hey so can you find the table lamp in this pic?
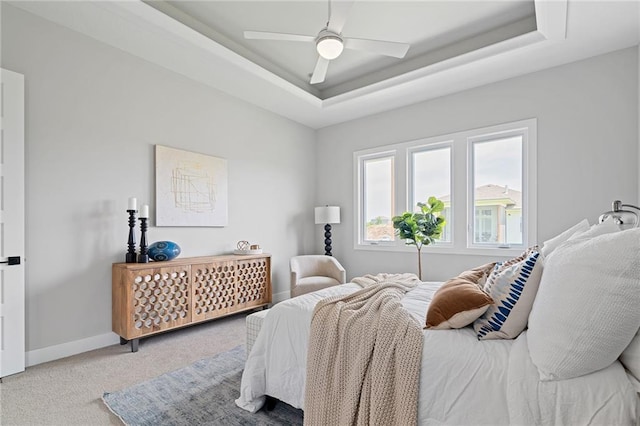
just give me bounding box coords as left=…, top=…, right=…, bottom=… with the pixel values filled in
left=315, top=206, right=340, bottom=256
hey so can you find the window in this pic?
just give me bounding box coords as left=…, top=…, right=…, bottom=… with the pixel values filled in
left=409, top=145, right=452, bottom=242
left=354, top=119, right=536, bottom=255
left=470, top=132, right=526, bottom=248
left=361, top=153, right=395, bottom=242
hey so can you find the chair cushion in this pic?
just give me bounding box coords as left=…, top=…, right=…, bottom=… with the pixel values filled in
left=293, top=276, right=341, bottom=297
left=290, top=255, right=346, bottom=286
left=297, top=276, right=340, bottom=287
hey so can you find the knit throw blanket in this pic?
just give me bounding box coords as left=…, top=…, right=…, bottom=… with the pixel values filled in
left=304, top=273, right=424, bottom=426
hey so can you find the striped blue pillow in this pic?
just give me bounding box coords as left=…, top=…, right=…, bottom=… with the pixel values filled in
left=473, top=247, right=543, bottom=340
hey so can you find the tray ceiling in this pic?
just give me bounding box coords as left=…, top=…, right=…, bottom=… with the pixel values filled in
left=151, top=1, right=537, bottom=98
left=8, top=1, right=640, bottom=129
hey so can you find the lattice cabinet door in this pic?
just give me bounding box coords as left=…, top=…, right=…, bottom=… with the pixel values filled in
left=113, top=254, right=271, bottom=351
left=191, top=261, right=237, bottom=322
left=122, top=265, right=192, bottom=339
left=235, top=257, right=271, bottom=310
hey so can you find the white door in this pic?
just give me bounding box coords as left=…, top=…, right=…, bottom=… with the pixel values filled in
left=0, top=69, right=25, bottom=378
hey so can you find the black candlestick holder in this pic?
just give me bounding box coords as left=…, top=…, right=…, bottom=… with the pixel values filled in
left=138, top=217, right=149, bottom=263
left=126, top=210, right=137, bottom=263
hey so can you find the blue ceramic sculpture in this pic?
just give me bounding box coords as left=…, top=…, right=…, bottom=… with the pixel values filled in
left=148, top=241, right=181, bottom=261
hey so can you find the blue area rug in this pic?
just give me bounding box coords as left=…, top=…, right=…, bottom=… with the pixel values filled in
left=102, top=345, right=303, bottom=425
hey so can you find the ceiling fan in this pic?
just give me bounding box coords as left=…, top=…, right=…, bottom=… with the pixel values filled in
left=244, top=0, right=410, bottom=85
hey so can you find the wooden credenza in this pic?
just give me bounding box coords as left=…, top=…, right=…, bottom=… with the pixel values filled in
left=112, top=254, right=271, bottom=351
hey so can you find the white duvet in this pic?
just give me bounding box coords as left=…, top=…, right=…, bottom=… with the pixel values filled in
left=236, top=282, right=639, bottom=425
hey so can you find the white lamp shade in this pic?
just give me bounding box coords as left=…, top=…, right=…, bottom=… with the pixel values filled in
left=315, top=206, right=340, bottom=224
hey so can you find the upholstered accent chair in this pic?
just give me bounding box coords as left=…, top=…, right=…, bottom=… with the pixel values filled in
left=290, top=255, right=346, bottom=298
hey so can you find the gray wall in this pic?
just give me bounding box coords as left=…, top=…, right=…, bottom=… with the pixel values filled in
left=317, top=47, right=639, bottom=282
left=2, top=5, right=317, bottom=352
left=3, top=3, right=639, bottom=357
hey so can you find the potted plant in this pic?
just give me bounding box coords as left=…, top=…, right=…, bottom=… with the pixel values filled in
left=392, top=196, right=446, bottom=280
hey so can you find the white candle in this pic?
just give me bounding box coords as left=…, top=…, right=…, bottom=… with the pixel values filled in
left=128, top=197, right=137, bottom=211
left=140, top=204, right=149, bottom=218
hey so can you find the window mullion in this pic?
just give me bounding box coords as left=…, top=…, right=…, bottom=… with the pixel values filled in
left=354, top=118, right=536, bottom=254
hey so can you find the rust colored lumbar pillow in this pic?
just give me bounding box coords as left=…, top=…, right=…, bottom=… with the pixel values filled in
left=425, top=263, right=496, bottom=330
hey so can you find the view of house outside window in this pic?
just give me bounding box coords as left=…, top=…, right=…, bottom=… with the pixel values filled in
left=471, top=136, right=523, bottom=245
left=354, top=118, right=535, bottom=254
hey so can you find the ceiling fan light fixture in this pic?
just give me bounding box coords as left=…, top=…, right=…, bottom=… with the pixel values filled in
left=316, top=31, right=343, bottom=60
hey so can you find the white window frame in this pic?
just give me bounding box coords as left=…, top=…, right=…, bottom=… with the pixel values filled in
left=467, top=123, right=536, bottom=251
left=356, top=150, right=397, bottom=248
left=354, top=118, right=537, bottom=256
left=407, top=142, right=454, bottom=246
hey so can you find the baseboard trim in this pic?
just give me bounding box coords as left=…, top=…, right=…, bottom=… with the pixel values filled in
left=26, top=332, right=120, bottom=367
left=27, top=293, right=291, bottom=367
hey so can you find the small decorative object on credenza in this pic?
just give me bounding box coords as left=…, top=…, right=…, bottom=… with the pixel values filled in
left=315, top=205, right=340, bottom=256
left=234, top=240, right=263, bottom=255
left=148, top=241, right=181, bottom=261
left=138, top=204, right=149, bottom=263
left=126, top=197, right=138, bottom=263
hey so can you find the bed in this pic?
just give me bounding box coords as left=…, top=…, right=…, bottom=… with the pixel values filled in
left=236, top=224, right=640, bottom=425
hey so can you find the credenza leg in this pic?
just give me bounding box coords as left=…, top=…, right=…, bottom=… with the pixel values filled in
left=119, top=337, right=139, bottom=352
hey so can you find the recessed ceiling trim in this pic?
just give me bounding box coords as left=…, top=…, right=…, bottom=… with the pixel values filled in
left=16, top=0, right=560, bottom=112
left=321, top=29, right=547, bottom=109
left=109, top=1, right=323, bottom=106
left=8, top=0, right=638, bottom=131
left=8, top=0, right=323, bottom=108
left=535, top=0, right=568, bottom=40
left=149, top=1, right=321, bottom=96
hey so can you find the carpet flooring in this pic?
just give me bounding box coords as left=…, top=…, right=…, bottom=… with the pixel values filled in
left=1, top=313, right=255, bottom=425
left=103, top=345, right=303, bottom=425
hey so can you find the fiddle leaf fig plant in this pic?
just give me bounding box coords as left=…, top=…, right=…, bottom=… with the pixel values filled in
left=392, top=196, right=446, bottom=280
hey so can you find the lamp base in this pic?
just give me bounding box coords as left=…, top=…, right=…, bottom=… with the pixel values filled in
left=324, top=223, right=333, bottom=256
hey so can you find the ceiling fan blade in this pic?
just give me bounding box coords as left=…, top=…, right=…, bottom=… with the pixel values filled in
left=326, top=0, right=355, bottom=34
left=310, top=57, right=330, bottom=84
left=344, top=38, right=410, bottom=58
left=244, top=31, right=315, bottom=43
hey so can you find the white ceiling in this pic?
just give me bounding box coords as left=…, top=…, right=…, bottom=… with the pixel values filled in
left=10, top=1, right=640, bottom=129
left=150, top=1, right=537, bottom=96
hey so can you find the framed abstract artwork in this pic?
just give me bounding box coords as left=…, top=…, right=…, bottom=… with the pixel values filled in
left=155, top=145, right=228, bottom=227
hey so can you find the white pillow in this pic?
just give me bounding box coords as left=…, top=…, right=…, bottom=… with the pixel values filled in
left=527, top=228, right=640, bottom=380
left=620, top=329, right=640, bottom=388
left=539, top=219, right=589, bottom=260
left=567, top=215, right=620, bottom=242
